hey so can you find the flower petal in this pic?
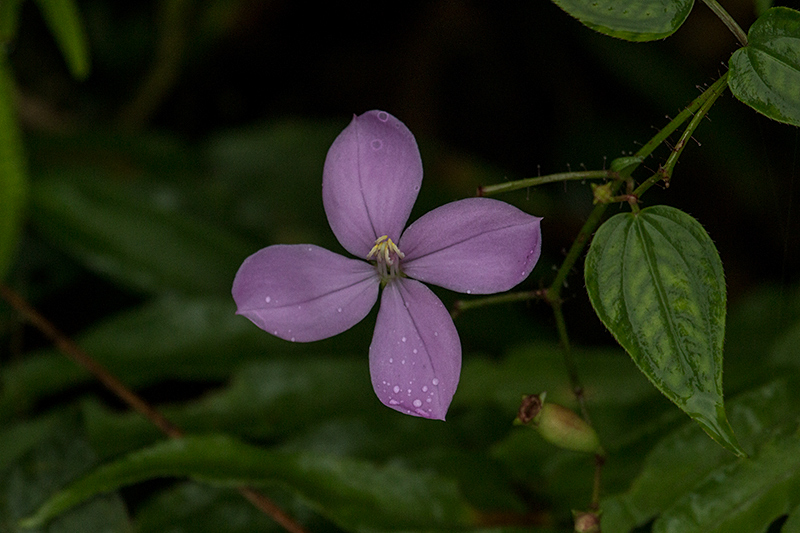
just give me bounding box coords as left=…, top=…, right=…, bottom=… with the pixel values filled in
left=323, top=110, right=423, bottom=258
left=400, top=198, right=542, bottom=294
left=369, top=278, right=461, bottom=420
left=232, top=245, right=379, bottom=342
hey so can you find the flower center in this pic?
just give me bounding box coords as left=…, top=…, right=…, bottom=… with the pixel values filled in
left=367, top=235, right=405, bottom=281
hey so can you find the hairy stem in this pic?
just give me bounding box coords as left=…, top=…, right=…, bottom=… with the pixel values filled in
left=478, top=170, right=616, bottom=197
left=0, top=283, right=309, bottom=533
left=451, top=289, right=545, bottom=319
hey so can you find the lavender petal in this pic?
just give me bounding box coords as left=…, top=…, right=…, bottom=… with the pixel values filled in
left=323, top=110, right=423, bottom=258
left=232, top=244, right=379, bottom=342
left=400, top=198, right=542, bottom=294
left=369, top=278, right=461, bottom=420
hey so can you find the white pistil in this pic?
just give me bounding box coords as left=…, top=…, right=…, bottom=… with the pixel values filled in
left=367, top=235, right=405, bottom=281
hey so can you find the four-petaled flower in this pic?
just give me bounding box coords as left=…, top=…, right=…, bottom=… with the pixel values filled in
left=232, top=110, right=542, bottom=420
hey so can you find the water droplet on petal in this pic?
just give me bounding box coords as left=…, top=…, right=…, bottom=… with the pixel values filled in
left=432, top=378, right=440, bottom=386
left=434, top=331, right=438, bottom=337
left=413, top=184, right=420, bottom=192
left=389, top=399, right=400, bottom=405
left=413, top=348, right=418, bottom=354
left=401, top=336, right=407, bottom=342
left=290, top=337, right=296, bottom=342
left=265, top=296, right=271, bottom=303
left=413, top=399, right=422, bottom=408
left=377, top=111, right=389, bottom=122
left=337, top=307, right=342, bottom=313
left=371, top=139, right=383, bottom=150
left=389, top=358, right=393, bottom=363
left=393, top=385, right=400, bottom=393
left=466, top=290, right=471, bottom=295
left=422, top=386, right=428, bottom=392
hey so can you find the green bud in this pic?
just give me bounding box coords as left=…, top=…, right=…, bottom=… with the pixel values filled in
left=516, top=392, right=603, bottom=455
left=591, top=183, right=614, bottom=204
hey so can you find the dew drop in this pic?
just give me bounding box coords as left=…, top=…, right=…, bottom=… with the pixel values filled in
left=413, top=399, right=422, bottom=408
left=422, top=386, right=428, bottom=392
left=265, top=296, right=271, bottom=303
left=466, top=290, right=471, bottom=295
left=377, top=111, right=389, bottom=122
left=413, top=184, right=420, bottom=192
left=413, top=348, right=418, bottom=354
left=389, top=358, right=393, bottom=363
left=393, top=385, right=400, bottom=393
left=434, top=331, right=438, bottom=337
left=401, top=336, right=407, bottom=342
left=401, top=359, right=406, bottom=365
left=432, top=378, right=440, bottom=386
left=389, top=399, right=400, bottom=405
left=426, top=397, right=432, bottom=403
left=290, top=337, right=296, bottom=342
left=337, top=307, right=342, bottom=313
left=273, top=330, right=278, bottom=335
left=371, top=139, right=383, bottom=150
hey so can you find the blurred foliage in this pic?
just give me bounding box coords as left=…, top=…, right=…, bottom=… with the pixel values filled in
left=1, top=1, right=800, bottom=532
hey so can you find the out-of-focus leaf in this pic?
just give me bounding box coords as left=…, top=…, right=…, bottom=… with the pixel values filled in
left=785, top=503, right=800, bottom=533
left=601, top=378, right=800, bottom=532
left=729, top=7, right=800, bottom=127
left=550, top=0, right=694, bottom=41
left=585, top=205, right=743, bottom=456
left=0, top=296, right=292, bottom=420
left=0, top=53, right=27, bottom=281
left=652, top=425, right=800, bottom=533
left=30, top=173, right=255, bottom=296
left=0, top=410, right=129, bottom=533
left=23, top=434, right=473, bottom=532
left=133, top=482, right=294, bottom=533
left=0, top=0, right=24, bottom=42
left=32, top=0, right=91, bottom=79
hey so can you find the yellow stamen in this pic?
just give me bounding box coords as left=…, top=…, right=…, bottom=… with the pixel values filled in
left=366, top=235, right=404, bottom=265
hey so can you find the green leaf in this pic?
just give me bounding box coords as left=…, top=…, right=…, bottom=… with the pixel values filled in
left=550, top=0, right=694, bottom=41
left=653, top=425, right=800, bottom=533
left=584, top=205, right=744, bottom=456
left=601, top=377, right=800, bottom=531
left=785, top=502, right=800, bottom=533
left=0, top=296, right=290, bottom=420
left=0, top=53, right=27, bottom=281
left=0, top=410, right=129, bottom=533
left=0, top=0, right=24, bottom=43
left=729, top=7, right=800, bottom=127
left=29, top=174, right=255, bottom=296
left=32, top=0, right=91, bottom=79
left=23, top=434, right=473, bottom=532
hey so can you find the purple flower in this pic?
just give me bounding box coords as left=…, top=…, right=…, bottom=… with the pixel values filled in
left=232, top=110, right=542, bottom=420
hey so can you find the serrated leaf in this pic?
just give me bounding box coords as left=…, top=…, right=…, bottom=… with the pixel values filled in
left=729, top=7, right=800, bottom=127
left=0, top=53, right=27, bottom=281
left=585, top=205, right=744, bottom=456
left=550, top=0, right=694, bottom=41
left=653, top=425, right=800, bottom=533
left=23, top=434, right=473, bottom=532
left=32, top=0, right=90, bottom=79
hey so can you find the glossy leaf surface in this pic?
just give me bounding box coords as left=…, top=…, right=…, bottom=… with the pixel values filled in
left=585, top=205, right=743, bottom=455
left=729, top=7, right=800, bottom=126
left=550, top=0, right=694, bottom=41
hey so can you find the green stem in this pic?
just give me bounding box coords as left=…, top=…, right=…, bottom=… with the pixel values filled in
left=701, top=0, right=748, bottom=46
left=478, top=170, right=615, bottom=197
left=632, top=72, right=728, bottom=198
left=451, top=289, right=544, bottom=319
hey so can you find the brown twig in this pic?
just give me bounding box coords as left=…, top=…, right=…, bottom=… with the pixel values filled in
left=0, top=283, right=309, bottom=533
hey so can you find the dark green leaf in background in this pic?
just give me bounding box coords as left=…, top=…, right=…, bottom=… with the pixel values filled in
left=549, top=0, right=694, bottom=41
left=729, top=7, right=800, bottom=127
left=29, top=174, right=255, bottom=296
left=32, top=0, right=91, bottom=79
left=0, top=53, right=27, bottom=281
left=23, top=434, right=473, bottom=532
left=584, top=205, right=744, bottom=456
left=0, top=0, right=24, bottom=43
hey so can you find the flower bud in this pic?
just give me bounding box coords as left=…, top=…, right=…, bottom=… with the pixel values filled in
left=515, top=393, right=603, bottom=455
left=573, top=510, right=601, bottom=532
left=591, top=183, right=614, bottom=204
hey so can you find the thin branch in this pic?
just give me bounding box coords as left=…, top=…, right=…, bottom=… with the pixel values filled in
left=701, top=0, right=748, bottom=46
left=0, top=283, right=309, bottom=533
left=478, top=170, right=615, bottom=197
